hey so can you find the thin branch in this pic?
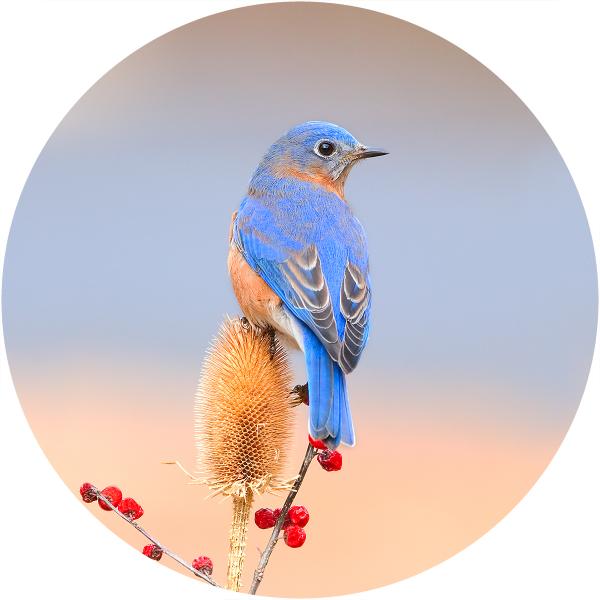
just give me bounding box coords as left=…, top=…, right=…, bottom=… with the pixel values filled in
left=249, top=443, right=318, bottom=595
left=91, top=486, right=219, bottom=587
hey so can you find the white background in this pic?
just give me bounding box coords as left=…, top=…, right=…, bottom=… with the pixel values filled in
left=0, top=1, right=598, bottom=599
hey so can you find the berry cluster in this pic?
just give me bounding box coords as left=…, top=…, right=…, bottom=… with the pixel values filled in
left=79, top=482, right=213, bottom=575
left=308, top=435, right=343, bottom=471
left=251, top=434, right=344, bottom=549
left=79, top=483, right=144, bottom=519
left=254, top=505, right=310, bottom=548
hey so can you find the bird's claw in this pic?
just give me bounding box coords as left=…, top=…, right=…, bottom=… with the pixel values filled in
left=290, top=383, right=309, bottom=407
left=265, top=326, right=277, bottom=359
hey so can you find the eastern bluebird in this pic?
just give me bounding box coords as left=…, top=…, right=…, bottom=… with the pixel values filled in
left=228, top=121, right=387, bottom=448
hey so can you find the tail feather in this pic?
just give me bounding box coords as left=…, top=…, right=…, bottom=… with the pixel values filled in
left=326, top=365, right=342, bottom=445
left=306, top=334, right=333, bottom=438
left=305, top=330, right=355, bottom=448
left=339, top=373, right=355, bottom=447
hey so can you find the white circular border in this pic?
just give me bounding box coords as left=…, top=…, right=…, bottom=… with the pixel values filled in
left=1, top=2, right=598, bottom=599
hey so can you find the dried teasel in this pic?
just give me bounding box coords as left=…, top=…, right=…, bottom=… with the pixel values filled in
left=194, top=317, right=296, bottom=591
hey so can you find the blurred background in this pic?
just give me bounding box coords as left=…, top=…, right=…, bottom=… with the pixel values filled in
left=2, top=3, right=597, bottom=597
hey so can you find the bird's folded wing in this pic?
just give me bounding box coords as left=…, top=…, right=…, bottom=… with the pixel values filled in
left=234, top=219, right=371, bottom=373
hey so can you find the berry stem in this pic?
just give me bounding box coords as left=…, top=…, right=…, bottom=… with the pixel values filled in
left=249, top=443, right=318, bottom=595
left=90, top=486, right=219, bottom=587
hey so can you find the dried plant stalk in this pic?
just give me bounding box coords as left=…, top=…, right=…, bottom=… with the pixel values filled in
left=194, top=318, right=295, bottom=591
left=227, top=491, right=253, bottom=591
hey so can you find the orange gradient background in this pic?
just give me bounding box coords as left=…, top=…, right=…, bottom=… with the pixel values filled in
left=16, top=357, right=574, bottom=596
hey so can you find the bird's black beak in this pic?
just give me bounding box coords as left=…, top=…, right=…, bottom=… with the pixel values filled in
left=356, top=147, right=389, bottom=159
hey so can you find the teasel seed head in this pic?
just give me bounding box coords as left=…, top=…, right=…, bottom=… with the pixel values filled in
left=194, top=317, right=296, bottom=498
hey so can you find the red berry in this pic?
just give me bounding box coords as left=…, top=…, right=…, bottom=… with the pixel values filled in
left=273, top=508, right=291, bottom=528
left=142, top=544, right=163, bottom=561
left=317, top=449, right=342, bottom=472
left=118, top=497, right=144, bottom=520
left=308, top=434, right=328, bottom=450
left=254, top=508, right=276, bottom=529
left=79, top=482, right=97, bottom=503
left=98, top=486, right=123, bottom=511
left=192, top=556, right=213, bottom=575
left=288, top=505, right=309, bottom=527
left=283, top=525, right=306, bottom=548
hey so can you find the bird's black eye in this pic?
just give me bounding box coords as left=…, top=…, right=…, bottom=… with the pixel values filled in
left=316, top=140, right=336, bottom=157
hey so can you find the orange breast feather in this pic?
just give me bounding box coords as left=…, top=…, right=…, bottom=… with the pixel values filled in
left=227, top=238, right=281, bottom=327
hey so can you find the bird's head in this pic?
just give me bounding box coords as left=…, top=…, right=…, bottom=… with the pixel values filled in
left=249, top=121, right=387, bottom=199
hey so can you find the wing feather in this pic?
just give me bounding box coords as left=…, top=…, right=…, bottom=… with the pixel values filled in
left=339, top=261, right=371, bottom=373
left=280, top=245, right=339, bottom=347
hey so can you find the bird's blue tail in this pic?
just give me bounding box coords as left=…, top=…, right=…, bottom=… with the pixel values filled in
left=304, top=330, right=355, bottom=449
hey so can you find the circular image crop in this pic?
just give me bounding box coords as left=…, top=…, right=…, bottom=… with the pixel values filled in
left=2, top=2, right=597, bottom=597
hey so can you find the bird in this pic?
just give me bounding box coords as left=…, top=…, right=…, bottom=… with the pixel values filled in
left=227, top=121, right=387, bottom=449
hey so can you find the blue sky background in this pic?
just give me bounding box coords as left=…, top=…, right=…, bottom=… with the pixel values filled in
left=3, top=2, right=597, bottom=436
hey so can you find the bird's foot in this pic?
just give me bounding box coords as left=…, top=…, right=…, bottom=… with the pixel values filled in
left=265, top=325, right=277, bottom=359
left=290, top=383, right=309, bottom=407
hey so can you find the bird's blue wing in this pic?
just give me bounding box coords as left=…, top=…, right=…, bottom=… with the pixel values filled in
left=233, top=196, right=371, bottom=372
left=236, top=227, right=342, bottom=360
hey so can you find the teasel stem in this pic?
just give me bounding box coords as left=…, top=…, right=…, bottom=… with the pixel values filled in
left=249, top=443, right=318, bottom=595
left=227, top=490, right=253, bottom=591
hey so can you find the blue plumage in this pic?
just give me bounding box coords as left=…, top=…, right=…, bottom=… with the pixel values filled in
left=229, top=122, right=386, bottom=448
